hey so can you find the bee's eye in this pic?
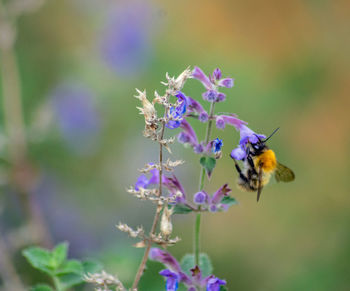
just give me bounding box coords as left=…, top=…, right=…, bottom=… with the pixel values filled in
left=253, top=144, right=259, bottom=149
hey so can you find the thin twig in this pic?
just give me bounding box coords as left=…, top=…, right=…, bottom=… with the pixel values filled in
left=131, top=111, right=167, bottom=290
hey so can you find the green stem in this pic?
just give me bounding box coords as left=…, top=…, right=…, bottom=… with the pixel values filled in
left=194, top=102, right=216, bottom=266
left=53, top=276, right=62, bottom=291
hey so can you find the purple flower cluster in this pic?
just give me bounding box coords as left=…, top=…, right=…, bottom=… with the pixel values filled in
left=192, top=67, right=234, bottom=102
left=150, top=248, right=226, bottom=291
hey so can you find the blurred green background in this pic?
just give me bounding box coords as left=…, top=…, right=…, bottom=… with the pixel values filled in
left=1, top=0, right=350, bottom=290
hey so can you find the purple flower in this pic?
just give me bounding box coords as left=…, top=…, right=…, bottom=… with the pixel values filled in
left=178, top=119, right=199, bottom=148
left=135, top=174, right=149, bottom=190
left=206, top=276, right=227, bottom=291
left=202, top=90, right=218, bottom=102
left=215, top=115, right=247, bottom=131
left=216, top=116, right=225, bottom=130
left=192, top=66, right=234, bottom=103
left=238, top=125, right=266, bottom=147
left=230, top=146, right=246, bottom=160
left=218, top=78, right=234, bottom=88
left=51, top=84, right=101, bottom=155
left=149, top=248, right=182, bottom=273
left=166, top=92, right=187, bottom=129
left=194, top=191, right=209, bottom=205
left=159, top=270, right=179, bottom=291
left=184, top=94, right=209, bottom=123
left=210, top=184, right=231, bottom=205
left=192, top=66, right=214, bottom=90
left=212, top=138, right=223, bottom=154
left=212, top=68, right=222, bottom=80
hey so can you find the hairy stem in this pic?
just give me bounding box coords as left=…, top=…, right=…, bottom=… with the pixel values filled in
left=194, top=102, right=215, bottom=266
left=132, top=114, right=167, bottom=290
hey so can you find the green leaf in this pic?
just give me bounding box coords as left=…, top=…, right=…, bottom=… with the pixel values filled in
left=22, top=247, right=55, bottom=275
left=55, top=272, right=84, bottom=290
left=55, top=260, right=83, bottom=275
left=171, top=204, right=193, bottom=214
left=220, top=286, right=228, bottom=291
left=200, top=156, right=216, bottom=178
left=82, top=259, right=103, bottom=274
left=51, top=242, right=68, bottom=269
left=30, top=284, right=54, bottom=291
left=220, top=196, right=238, bottom=206
left=180, top=253, right=213, bottom=277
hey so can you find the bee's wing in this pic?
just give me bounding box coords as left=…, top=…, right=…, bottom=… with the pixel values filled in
left=257, top=165, right=263, bottom=202
left=275, top=162, right=295, bottom=182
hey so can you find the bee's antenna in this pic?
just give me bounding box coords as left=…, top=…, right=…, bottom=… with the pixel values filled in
left=263, top=127, right=280, bottom=142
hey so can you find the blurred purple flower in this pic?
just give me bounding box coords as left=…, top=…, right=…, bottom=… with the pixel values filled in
left=100, top=0, right=157, bottom=76
left=192, top=66, right=234, bottom=102
left=50, top=84, right=101, bottom=155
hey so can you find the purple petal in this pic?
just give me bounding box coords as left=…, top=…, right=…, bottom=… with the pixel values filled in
left=193, top=191, right=208, bottom=205
left=209, top=204, right=218, bottom=212
left=167, top=175, right=187, bottom=202
left=216, top=92, right=226, bottom=102
left=178, top=132, right=191, bottom=144
left=135, top=174, right=149, bottom=190
left=149, top=248, right=182, bottom=273
left=192, top=66, right=213, bottom=90
left=218, top=78, right=234, bottom=88
left=202, top=90, right=218, bottom=102
left=222, top=115, right=247, bottom=131
left=215, top=116, right=225, bottom=130
left=160, top=270, right=179, bottom=291
left=230, top=146, right=246, bottom=160
left=211, top=184, right=231, bottom=205
left=212, top=68, right=222, bottom=80
left=180, top=119, right=198, bottom=146
left=199, top=112, right=209, bottom=123
left=194, top=143, right=204, bottom=154
left=212, top=138, right=223, bottom=153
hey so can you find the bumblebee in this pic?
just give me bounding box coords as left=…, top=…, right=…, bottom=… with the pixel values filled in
left=231, top=128, right=295, bottom=202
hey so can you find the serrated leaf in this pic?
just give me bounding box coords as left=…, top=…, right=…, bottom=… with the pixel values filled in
left=56, top=260, right=83, bottom=275
left=180, top=253, right=213, bottom=277
left=171, top=204, right=193, bottom=214
left=200, top=156, right=216, bottom=179
left=51, top=242, right=68, bottom=269
left=22, top=247, right=55, bottom=275
left=220, top=196, right=238, bottom=206
left=82, top=259, right=103, bottom=274
left=30, top=284, right=54, bottom=291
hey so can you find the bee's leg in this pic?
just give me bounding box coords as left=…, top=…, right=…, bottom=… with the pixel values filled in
left=232, top=158, right=249, bottom=183
left=246, top=155, right=258, bottom=175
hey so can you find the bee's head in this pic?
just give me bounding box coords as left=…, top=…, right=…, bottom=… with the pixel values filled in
left=249, top=127, right=280, bottom=155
